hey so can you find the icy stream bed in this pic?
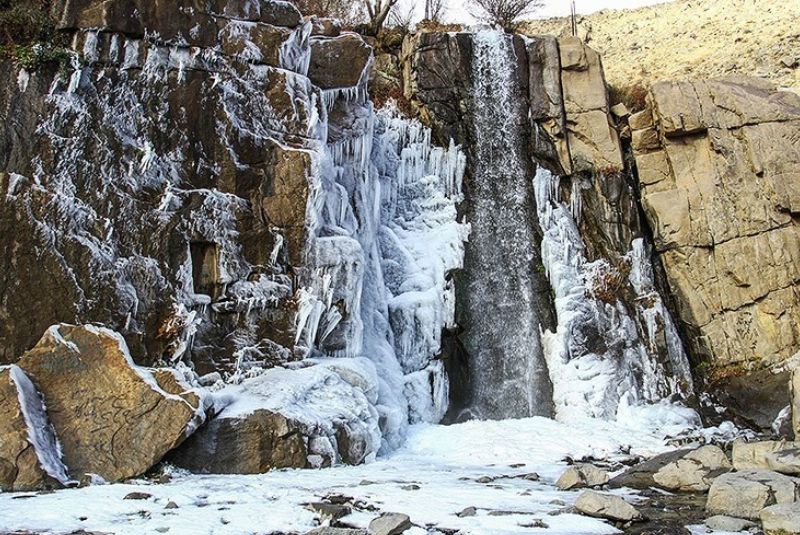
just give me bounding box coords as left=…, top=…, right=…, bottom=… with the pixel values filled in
left=0, top=406, right=717, bottom=535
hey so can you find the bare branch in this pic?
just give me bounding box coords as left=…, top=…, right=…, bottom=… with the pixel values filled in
left=467, top=0, right=543, bottom=30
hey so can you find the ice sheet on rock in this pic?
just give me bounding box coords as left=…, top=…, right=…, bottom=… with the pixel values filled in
left=533, top=167, right=692, bottom=421
left=279, top=21, right=312, bottom=76
left=8, top=365, right=73, bottom=486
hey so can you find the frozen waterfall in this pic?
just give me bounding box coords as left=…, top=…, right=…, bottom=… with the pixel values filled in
left=295, top=86, right=469, bottom=451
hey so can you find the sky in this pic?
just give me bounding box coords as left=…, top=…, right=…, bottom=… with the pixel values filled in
left=397, top=0, right=675, bottom=23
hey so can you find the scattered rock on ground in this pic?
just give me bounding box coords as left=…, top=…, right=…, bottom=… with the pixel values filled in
left=705, top=515, right=757, bottom=532
left=610, top=446, right=730, bottom=491
left=706, top=470, right=800, bottom=520
left=574, top=491, right=643, bottom=522
left=732, top=440, right=800, bottom=471
left=556, top=464, right=609, bottom=490
left=760, top=501, right=800, bottom=535
left=456, top=506, right=477, bottom=517
left=369, top=512, right=412, bottom=535
left=305, top=502, right=352, bottom=520
left=651, top=445, right=731, bottom=492
left=123, top=492, right=152, bottom=500
left=766, top=448, right=800, bottom=476
left=306, top=528, right=367, bottom=535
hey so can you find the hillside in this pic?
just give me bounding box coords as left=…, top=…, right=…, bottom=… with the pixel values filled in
left=521, top=0, right=800, bottom=89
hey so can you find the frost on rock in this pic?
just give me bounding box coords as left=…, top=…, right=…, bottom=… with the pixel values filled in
left=533, top=167, right=694, bottom=421
left=7, top=366, right=72, bottom=486
left=215, top=362, right=382, bottom=465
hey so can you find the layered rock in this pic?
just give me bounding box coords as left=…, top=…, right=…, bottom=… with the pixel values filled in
left=631, top=78, right=800, bottom=369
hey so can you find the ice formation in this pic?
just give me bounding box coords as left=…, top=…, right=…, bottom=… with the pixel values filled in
left=533, top=166, right=693, bottom=421
left=7, top=365, right=73, bottom=486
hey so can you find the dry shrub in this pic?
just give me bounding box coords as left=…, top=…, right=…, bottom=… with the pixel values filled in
left=607, top=82, right=649, bottom=113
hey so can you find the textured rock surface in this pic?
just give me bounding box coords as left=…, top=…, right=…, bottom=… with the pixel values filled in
left=704, top=515, right=756, bottom=532
left=732, top=440, right=800, bottom=471
left=0, top=366, right=68, bottom=491
left=17, top=324, right=209, bottom=482
left=369, top=512, right=412, bottom=535
left=766, top=448, right=800, bottom=476
left=556, top=464, right=609, bottom=490
left=760, top=502, right=800, bottom=535
left=574, top=491, right=643, bottom=522
left=632, top=77, right=800, bottom=368
left=706, top=470, right=800, bottom=520
left=308, top=33, right=373, bottom=89
left=610, top=446, right=730, bottom=491
left=650, top=445, right=731, bottom=492
left=169, top=409, right=307, bottom=473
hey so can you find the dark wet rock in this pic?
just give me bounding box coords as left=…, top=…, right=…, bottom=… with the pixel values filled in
left=308, top=34, right=373, bottom=89
left=123, top=492, right=153, bottom=500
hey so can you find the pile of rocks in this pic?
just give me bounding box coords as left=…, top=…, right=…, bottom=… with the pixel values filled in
left=566, top=439, right=800, bottom=534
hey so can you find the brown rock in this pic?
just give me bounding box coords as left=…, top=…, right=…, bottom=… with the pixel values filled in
left=219, top=21, right=290, bottom=66
left=633, top=77, right=800, bottom=368
left=259, top=0, right=302, bottom=27
left=308, top=34, right=373, bottom=89
left=0, top=366, right=71, bottom=491
left=169, top=409, right=307, bottom=473
left=17, top=325, right=210, bottom=483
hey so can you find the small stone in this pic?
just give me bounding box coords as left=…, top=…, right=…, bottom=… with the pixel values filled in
left=368, top=512, right=412, bottom=535
left=611, top=102, right=631, bottom=119
left=400, top=484, right=420, bottom=491
left=456, top=506, right=477, bottom=517
left=704, top=515, right=756, bottom=532
left=305, top=502, right=352, bottom=520
left=556, top=464, right=609, bottom=490
left=522, top=473, right=540, bottom=481
left=359, top=480, right=376, bottom=486
left=476, top=476, right=494, bottom=484
left=306, top=528, right=367, bottom=535
left=165, top=501, right=179, bottom=509
left=124, top=492, right=153, bottom=500
left=780, top=55, right=798, bottom=68
left=574, top=491, right=643, bottom=522
left=549, top=499, right=566, bottom=506
left=519, top=519, right=549, bottom=529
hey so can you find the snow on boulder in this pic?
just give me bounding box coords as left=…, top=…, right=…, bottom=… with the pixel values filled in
left=16, top=324, right=212, bottom=483
left=0, top=366, right=72, bottom=491
left=171, top=360, right=381, bottom=473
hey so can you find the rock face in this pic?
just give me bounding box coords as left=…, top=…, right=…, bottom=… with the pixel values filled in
left=610, top=446, right=730, bottom=491
left=632, top=78, right=800, bottom=369
left=574, top=491, right=643, bottom=522
left=760, top=502, right=800, bottom=535
left=794, top=367, right=800, bottom=438
left=17, top=324, right=210, bottom=483
left=706, top=470, right=800, bottom=520
left=404, top=30, right=692, bottom=421
left=0, top=366, right=71, bottom=491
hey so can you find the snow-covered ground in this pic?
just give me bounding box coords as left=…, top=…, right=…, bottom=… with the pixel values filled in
left=0, top=406, right=708, bottom=535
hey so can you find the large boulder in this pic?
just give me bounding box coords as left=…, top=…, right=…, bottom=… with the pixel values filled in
left=732, top=440, right=800, bottom=471
left=17, top=325, right=211, bottom=483
left=171, top=360, right=381, bottom=473
left=0, top=366, right=71, bottom=491
left=610, top=446, right=731, bottom=492
left=168, top=409, right=307, bottom=473
left=766, top=448, right=800, bottom=476
left=760, top=502, right=800, bottom=535
left=706, top=470, right=800, bottom=520
left=308, top=34, right=372, bottom=89
left=574, top=491, right=643, bottom=522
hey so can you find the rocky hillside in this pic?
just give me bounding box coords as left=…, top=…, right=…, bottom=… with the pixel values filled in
left=521, top=0, right=800, bottom=90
